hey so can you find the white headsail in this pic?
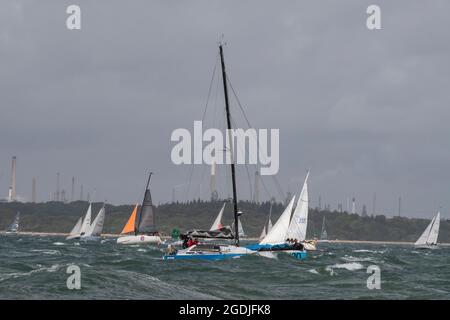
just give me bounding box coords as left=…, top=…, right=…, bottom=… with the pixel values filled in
left=259, top=225, right=267, bottom=241
left=79, top=204, right=92, bottom=236
left=68, top=216, right=83, bottom=237
left=260, top=196, right=296, bottom=245
left=286, top=171, right=309, bottom=241
left=238, top=217, right=246, bottom=237
left=210, top=202, right=226, bottom=231
left=85, top=206, right=106, bottom=237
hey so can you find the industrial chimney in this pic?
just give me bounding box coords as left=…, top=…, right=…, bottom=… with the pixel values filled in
left=9, top=156, right=17, bottom=202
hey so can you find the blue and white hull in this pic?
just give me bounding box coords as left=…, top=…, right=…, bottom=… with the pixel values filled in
left=245, top=243, right=308, bottom=260
left=163, top=244, right=255, bottom=261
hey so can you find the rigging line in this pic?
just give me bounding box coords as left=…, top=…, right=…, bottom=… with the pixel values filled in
left=226, top=75, right=252, bottom=129
left=186, top=52, right=219, bottom=202
left=230, top=116, right=254, bottom=201
left=272, top=175, right=286, bottom=201
left=202, top=52, right=220, bottom=122
left=259, top=174, right=273, bottom=200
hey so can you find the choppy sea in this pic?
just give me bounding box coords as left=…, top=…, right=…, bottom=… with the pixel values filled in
left=1, top=234, right=449, bottom=299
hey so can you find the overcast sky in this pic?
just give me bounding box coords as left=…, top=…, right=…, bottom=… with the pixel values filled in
left=1, top=1, right=449, bottom=218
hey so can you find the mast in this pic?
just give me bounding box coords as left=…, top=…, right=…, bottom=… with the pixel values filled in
left=136, top=172, right=153, bottom=235
left=219, top=44, right=239, bottom=246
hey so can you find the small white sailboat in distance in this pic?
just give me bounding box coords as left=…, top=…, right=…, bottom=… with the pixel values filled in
left=414, top=211, right=440, bottom=250
left=66, top=203, right=106, bottom=241
left=117, top=173, right=162, bottom=245
left=6, top=212, right=20, bottom=234
left=210, top=202, right=226, bottom=231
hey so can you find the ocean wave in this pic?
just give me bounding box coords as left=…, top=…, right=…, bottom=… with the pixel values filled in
left=31, top=249, right=61, bottom=255
left=326, top=262, right=364, bottom=274
left=53, top=242, right=66, bottom=246
left=0, top=264, right=61, bottom=282
left=342, top=255, right=377, bottom=263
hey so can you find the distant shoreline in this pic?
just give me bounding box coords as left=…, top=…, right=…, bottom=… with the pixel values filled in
left=2, top=231, right=449, bottom=246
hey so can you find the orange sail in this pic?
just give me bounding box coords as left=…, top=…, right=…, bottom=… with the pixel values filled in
left=120, top=204, right=138, bottom=234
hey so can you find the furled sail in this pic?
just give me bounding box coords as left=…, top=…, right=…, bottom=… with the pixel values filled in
left=136, top=189, right=156, bottom=234
left=260, top=196, right=296, bottom=245
left=121, top=204, right=138, bottom=234
left=286, top=172, right=309, bottom=241
left=210, top=203, right=226, bottom=231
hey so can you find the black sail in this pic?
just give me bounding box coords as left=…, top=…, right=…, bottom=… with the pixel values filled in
left=136, top=189, right=156, bottom=234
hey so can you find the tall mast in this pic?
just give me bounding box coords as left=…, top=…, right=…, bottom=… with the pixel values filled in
left=136, top=172, right=153, bottom=235
left=219, top=44, right=239, bottom=246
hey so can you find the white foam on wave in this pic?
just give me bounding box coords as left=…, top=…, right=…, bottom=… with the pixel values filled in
left=353, top=249, right=386, bottom=254
left=53, top=242, right=66, bottom=246
left=31, top=249, right=60, bottom=255
left=342, top=255, right=375, bottom=263
left=0, top=264, right=61, bottom=282
left=308, top=269, right=319, bottom=275
left=137, top=248, right=147, bottom=252
left=326, top=262, right=364, bottom=274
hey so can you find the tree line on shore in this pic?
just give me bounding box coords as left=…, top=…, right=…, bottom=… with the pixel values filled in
left=0, top=200, right=448, bottom=242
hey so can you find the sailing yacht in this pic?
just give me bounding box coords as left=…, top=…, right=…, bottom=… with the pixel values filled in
left=319, top=216, right=329, bottom=242
left=246, top=172, right=310, bottom=259
left=66, top=203, right=106, bottom=241
left=210, top=202, right=226, bottom=231
left=6, top=212, right=20, bottom=234
left=414, top=211, right=440, bottom=249
left=163, top=44, right=256, bottom=260
left=117, top=173, right=162, bottom=245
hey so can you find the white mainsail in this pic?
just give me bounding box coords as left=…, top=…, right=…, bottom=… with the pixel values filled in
left=260, top=196, right=296, bottom=245
left=267, top=218, right=273, bottom=232
left=84, top=206, right=106, bottom=237
left=238, top=217, right=246, bottom=237
left=79, top=204, right=92, bottom=236
left=68, top=216, right=83, bottom=237
left=285, top=172, right=309, bottom=241
left=210, top=203, right=226, bottom=231
left=259, top=225, right=267, bottom=241
left=415, top=212, right=440, bottom=246
left=427, top=212, right=440, bottom=245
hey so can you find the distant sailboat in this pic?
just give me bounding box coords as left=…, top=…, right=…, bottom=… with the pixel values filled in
left=414, top=212, right=440, bottom=249
left=6, top=212, right=20, bottom=233
left=117, top=173, right=162, bottom=245
left=210, top=203, right=226, bottom=231
left=320, top=216, right=328, bottom=241
left=66, top=203, right=106, bottom=241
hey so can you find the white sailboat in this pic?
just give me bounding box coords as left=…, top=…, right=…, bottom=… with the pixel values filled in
left=81, top=205, right=106, bottom=240
left=285, top=172, right=316, bottom=251
left=6, top=212, right=20, bottom=234
left=414, top=212, right=440, bottom=249
left=210, top=203, right=226, bottom=231
left=259, top=203, right=273, bottom=241
left=319, top=216, right=329, bottom=242
left=117, top=173, right=162, bottom=245
left=259, top=196, right=296, bottom=245
left=66, top=204, right=92, bottom=240
left=66, top=203, right=106, bottom=241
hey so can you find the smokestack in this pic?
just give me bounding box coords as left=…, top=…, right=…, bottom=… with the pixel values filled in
left=56, top=172, right=60, bottom=202
left=210, top=161, right=218, bottom=201
left=10, top=156, right=17, bottom=201
left=351, top=197, right=356, bottom=214
left=80, top=184, right=83, bottom=201
left=398, top=196, right=402, bottom=217
left=71, top=176, right=75, bottom=202
left=32, top=177, right=36, bottom=203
